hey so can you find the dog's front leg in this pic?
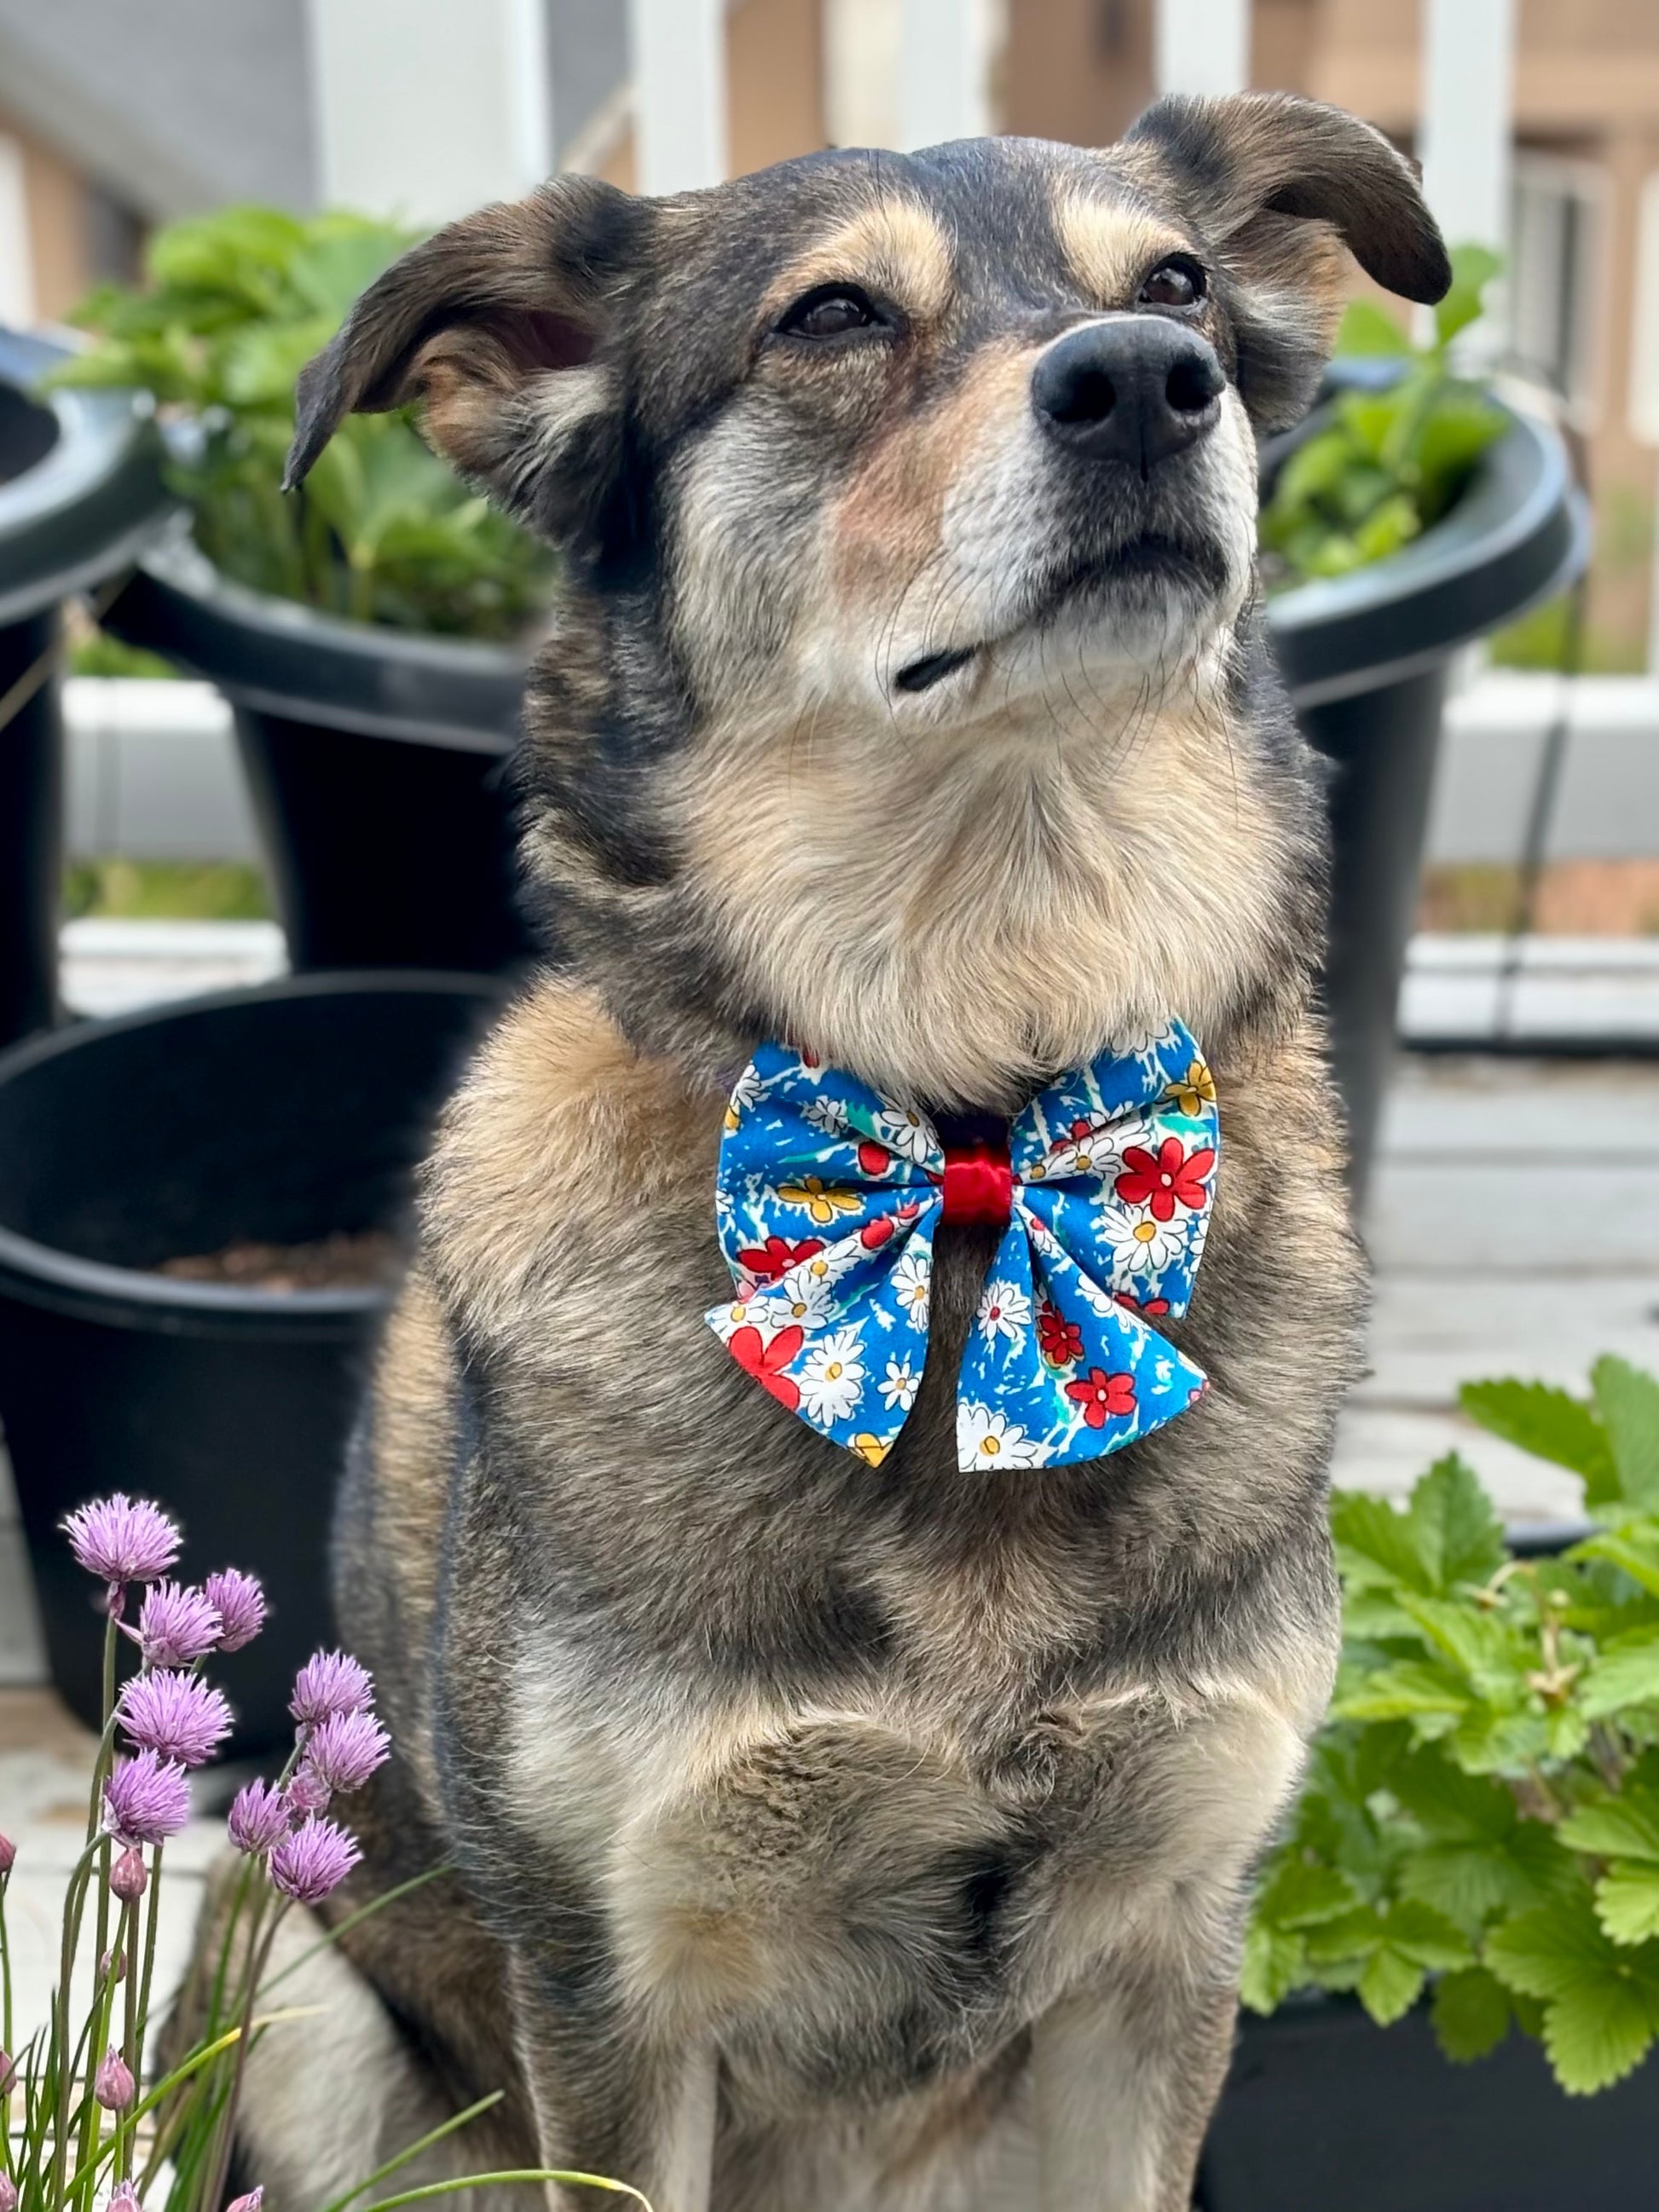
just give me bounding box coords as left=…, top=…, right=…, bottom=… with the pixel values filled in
left=509, top=1958, right=718, bottom=2212
left=1031, top=1943, right=1237, bottom=2212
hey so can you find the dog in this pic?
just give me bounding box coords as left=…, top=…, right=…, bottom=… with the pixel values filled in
left=224, top=91, right=1447, bottom=2212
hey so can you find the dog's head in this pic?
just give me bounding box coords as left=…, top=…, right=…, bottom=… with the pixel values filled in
left=288, top=95, right=1447, bottom=1100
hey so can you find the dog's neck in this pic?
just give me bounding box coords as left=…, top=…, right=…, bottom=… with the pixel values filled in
left=523, top=606, right=1326, bottom=1112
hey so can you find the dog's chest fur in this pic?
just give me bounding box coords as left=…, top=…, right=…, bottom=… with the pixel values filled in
left=361, top=973, right=1359, bottom=2113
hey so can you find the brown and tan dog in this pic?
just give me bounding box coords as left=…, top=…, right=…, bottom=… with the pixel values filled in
left=228, top=92, right=1445, bottom=2212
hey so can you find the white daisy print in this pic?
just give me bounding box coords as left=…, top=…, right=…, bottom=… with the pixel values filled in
left=797, top=1328, right=865, bottom=1424
left=1101, top=1206, right=1188, bottom=1279
left=879, top=1355, right=921, bottom=1412
left=803, top=1094, right=850, bottom=1139
left=748, top=1275, right=837, bottom=1334
left=891, top=1247, right=931, bottom=1331
left=975, top=1279, right=1032, bottom=1349
left=724, top=1062, right=763, bottom=1129
left=872, top=1103, right=935, bottom=1165
left=957, top=1401, right=1049, bottom=1471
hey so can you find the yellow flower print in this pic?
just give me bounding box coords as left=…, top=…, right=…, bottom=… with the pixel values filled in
left=852, top=1434, right=890, bottom=1466
left=777, top=1175, right=864, bottom=1225
left=1167, top=1060, right=1217, bottom=1118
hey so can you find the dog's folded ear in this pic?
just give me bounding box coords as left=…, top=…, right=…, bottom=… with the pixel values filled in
left=1123, top=93, right=1452, bottom=430
left=284, top=176, right=651, bottom=553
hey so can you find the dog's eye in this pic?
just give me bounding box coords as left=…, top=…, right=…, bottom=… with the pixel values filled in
left=777, top=286, right=882, bottom=341
left=1138, top=258, right=1205, bottom=309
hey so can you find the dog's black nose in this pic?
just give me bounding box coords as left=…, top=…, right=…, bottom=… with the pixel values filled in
left=1031, top=318, right=1224, bottom=472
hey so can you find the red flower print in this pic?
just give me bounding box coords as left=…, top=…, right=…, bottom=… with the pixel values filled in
left=857, top=1139, right=895, bottom=1177
left=736, top=1235, right=824, bottom=1282
left=1069, top=1118, right=1093, bottom=1141
left=1064, top=1367, right=1136, bottom=1428
left=860, top=1214, right=896, bottom=1250
left=1037, top=1302, right=1084, bottom=1367
left=728, top=1324, right=804, bottom=1409
left=1113, top=1137, right=1215, bottom=1222
left=1113, top=1291, right=1171, bottom=1320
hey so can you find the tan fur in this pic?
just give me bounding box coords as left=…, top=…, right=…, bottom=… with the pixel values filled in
left=761, top=197, right=956, bottom=331
left=1049, top=188, right=1186, bottom=308
left=827, top=338, right=1035, bottom=615
left=678, top=679, right=1291, bottom=1110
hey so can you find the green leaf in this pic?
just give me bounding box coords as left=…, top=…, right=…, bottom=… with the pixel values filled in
left=1458, top=1379, right=1615, bottom=1498
left=1239, top=1919, right=1309, bottom=2013
left=1431, top=1967, right=1512, bottom=2062
left=1333, top=298, right=1413, bottom=357
left=1359, top=1946, right=1425, bottom=2026
left=1544, top=1981, right=1657, bottom=2094
left=1254, top=1855, right=1363, bottom=1931
left=1577, top=1636, right=1659, bottom=1721
left=1484, top=1895, right=1609, bottom=2004
left=1330, top=1487, right=1434, bottom=1593
left=1435, top=242, right=1504, bottom=348
left=1595, top=1863, right=1659, bottom=1948
left=1332, top=1658, right=1471, bottom=1728
left=1379, top=1898, right=1477, bottom=1972
left=1569, top=1528, right=1659, bottom=1601
left=1593, top=1358, right=1659, bottom=1514
left=1558, top=1787, right=1659, bottom=1864
left=1392, top=1591, right=1529, bottom=1700
left=1485, top=1892, right=1659, bottom=2091
left=1408, top=1455, right=1509, bottom=1592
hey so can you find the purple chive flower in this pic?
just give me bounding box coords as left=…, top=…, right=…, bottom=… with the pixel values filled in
left=127, top=1580, right=222, bottom=1671
left=107, top=2183, right=142, bottom=2212
left=299, top=1710, right=390, bottom=1799
left=286, top=1768, right=331, bottom=1816
left=110, top=1846, right=148, bottom=1902
left=100, top=1949, right=127, bottom=1983
left=103, top=1752, right=192, bottom=1847
left=204, top=1568, right=266, bottom=1653
left=118, top=1669, right=231, bottom=1767
left=0, top=2177, right=15, bottom=2212
left=61, top=1495, right=181, bottom=1590
left=227, top=1779, right=292, bottom=1858
left=94, top=2048, right=135, bottom=2112
left=0, top=1831, right=14, bottom=1874
left=269, top=1816, right=361, bottom=1905
left=289, top=1649, right=373, bottom=1727
left=225, top=2192, right=263, bottom=2212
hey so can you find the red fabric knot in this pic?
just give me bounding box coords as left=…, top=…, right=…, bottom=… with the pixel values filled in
left=940, top=1133, right=1014, bottom=1229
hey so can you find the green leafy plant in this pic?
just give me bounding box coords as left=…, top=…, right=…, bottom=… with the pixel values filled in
left=1246, top=1354, right=1659, bottom=2094
left=1258, top=243, right=1507, bottom=585
left=49, top=207, right=552, bottom=639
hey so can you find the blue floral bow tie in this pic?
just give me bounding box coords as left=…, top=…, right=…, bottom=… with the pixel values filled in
left=707, top=1022, right=1218, bottom=1473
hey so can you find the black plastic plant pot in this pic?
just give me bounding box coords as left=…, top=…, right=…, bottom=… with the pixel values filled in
left=103, top=523, right=535, bottom=974
left=1197, top=1990, right=1658, bottom=2212
left=0, top=972, right=500, bottom=1753
left=0, top=329, right=168, bottom=1048
left=1264, top=374, right=1587, bottom=1198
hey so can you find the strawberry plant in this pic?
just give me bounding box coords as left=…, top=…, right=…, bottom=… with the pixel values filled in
left=43, top=207, right=552, bottom=640
left=1246, top=1355, right=1659, bottom=2095
left=1258, top=243, right=1508, bottom=585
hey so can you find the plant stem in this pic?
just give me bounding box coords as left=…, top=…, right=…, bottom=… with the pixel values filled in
left=49, top=1842, right=104, bottom=2212
left=200, top=1902, right=285, bottom=2212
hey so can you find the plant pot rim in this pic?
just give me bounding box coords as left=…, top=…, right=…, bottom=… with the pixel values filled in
left=104, top=511, right=528, bottom=754
left=0, top=968, right=502, bottom=1331
left=1264, top=365, right=1588, bottom=707
left=0, top=328, right=174, bottom=627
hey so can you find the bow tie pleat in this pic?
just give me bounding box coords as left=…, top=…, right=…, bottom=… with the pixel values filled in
left=708, top=1027, right=1218, bottom=1473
